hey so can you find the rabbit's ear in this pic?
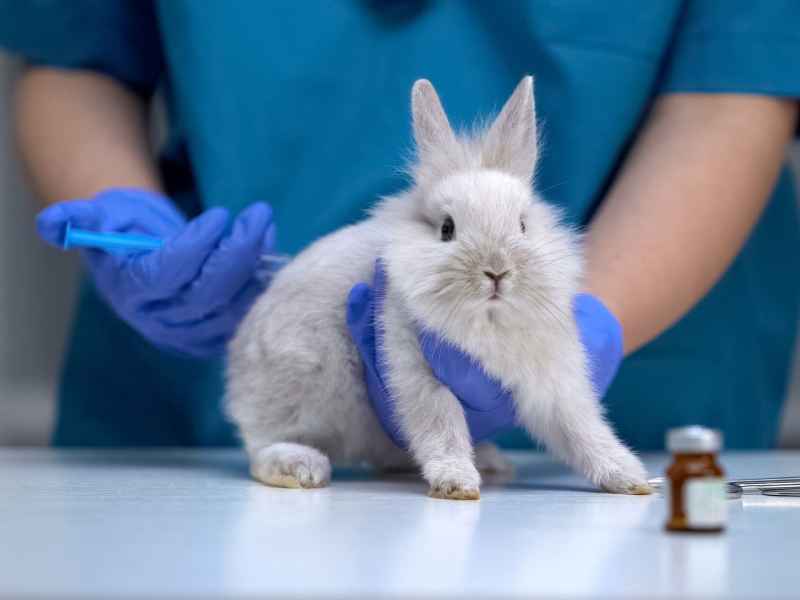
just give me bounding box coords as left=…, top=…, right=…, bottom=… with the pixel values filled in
left=411, top=79, right=459, bottom=166
left=482, top=76, right=538, bottom=182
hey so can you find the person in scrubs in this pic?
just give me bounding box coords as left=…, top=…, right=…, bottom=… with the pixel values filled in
left=1, top=1, right=798, bottom=450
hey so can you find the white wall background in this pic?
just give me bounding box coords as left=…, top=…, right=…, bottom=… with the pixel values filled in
left=1, top=54, right=799, bottom=447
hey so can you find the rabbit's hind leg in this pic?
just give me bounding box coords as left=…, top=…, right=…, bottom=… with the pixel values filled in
left=250, top=442, right=332, bottom=489
left=474, top=442, right=514, bottom=474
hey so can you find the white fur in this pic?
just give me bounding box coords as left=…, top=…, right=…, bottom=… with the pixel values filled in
left=226, top=76, right=650, bottom=499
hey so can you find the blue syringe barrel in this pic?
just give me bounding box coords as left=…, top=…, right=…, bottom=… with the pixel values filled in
left=63, top=222, right=163, bottom=253
left=62, top=222, right=293, bottom=266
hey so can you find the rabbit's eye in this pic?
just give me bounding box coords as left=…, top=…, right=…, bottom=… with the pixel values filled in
left=520, top=219, right=527, bottom=234
left=441, top=216, right=455, bottom=242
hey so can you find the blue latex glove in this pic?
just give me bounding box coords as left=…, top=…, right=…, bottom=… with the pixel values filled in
left=346, top=262, right=624, bottom=447
left=36, top=188, right=278, bottom=358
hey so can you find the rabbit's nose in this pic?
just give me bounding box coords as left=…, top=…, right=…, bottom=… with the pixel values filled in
left=483, top=270, right=510, bottom=284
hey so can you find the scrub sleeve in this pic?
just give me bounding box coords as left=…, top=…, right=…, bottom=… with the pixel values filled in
left=0, top=0, right=162, bottom=95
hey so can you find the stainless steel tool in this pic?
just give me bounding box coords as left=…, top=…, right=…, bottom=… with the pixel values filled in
left=761, top=487, right=800, bottom=498
left=726, top=477, right=800, bottom=492
left=648, top=476, right=800, bottom=498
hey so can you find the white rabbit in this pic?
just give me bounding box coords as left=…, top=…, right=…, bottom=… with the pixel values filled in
left=226, top=76, right=651, bottom=500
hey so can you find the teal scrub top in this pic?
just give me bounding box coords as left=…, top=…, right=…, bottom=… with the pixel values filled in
left=2, top=1, right=800, bottom=449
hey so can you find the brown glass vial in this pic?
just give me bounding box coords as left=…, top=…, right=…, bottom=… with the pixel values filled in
left=665, top=426, right=726, bottom=533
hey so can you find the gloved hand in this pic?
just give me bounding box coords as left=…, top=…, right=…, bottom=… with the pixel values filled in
left=36, top=188, right=278, bottom=358
left=346, top=262, right=624, bottom=447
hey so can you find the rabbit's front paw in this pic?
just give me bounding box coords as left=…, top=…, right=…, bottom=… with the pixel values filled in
left=593, top=451, right=652, bottom=495
left=250, top=442, right=331, bottom=489
left=424, top=459, right=481, bottom=500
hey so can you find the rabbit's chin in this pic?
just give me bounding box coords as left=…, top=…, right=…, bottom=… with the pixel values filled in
left=481, top=297, right=523, bottom=328
left=426, top=293, right=524, bottom=337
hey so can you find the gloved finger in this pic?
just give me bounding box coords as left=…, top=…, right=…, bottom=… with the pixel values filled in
left=574, top=293, right=624, bottom=397
left=127, top=207, right=230, bottom=298
left=92, top=188, right=186, bottom=237
left=149, top=306, right=241, bottom=352
left=143, top=276, right=266, bottom=359
left=346, top=278, right=407, bottom=448
left=36, top=201, right=102, bottom=247
left=263, top=221, right=277, bottom=253
left=156, top=203, right=272, bottom=322
left=346, top=282, right=376, bottom=352
left=101, top=188, right=185, bottom=231
left=36, top=192, right=184, bottom=249
left=81, top=246, right=126, bottom=284
left=153, top=268, right=266, bottom=333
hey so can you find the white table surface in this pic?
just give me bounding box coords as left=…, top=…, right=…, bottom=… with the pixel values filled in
left=1, top=449, right=799, bottom=599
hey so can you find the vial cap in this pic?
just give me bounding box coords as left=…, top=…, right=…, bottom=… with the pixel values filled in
left=667, top=426, right=722, bottom=453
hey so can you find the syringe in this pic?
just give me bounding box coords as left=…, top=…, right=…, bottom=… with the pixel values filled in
left=61, top=222, right=291, bottom=273
left=63, top=222, right=162, bottom=252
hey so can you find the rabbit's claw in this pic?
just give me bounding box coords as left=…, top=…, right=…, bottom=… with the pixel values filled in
left=593, top=451, right=652, bottom=495
left=429, top=481, right=481, bottom=500
left=601, top=474, right=653, bottom=495
left=424, top=459, right=481, bottom=501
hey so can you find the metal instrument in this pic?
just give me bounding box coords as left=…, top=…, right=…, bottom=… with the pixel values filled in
left=648, top=476, right=800, bottom=498
left=761, top=488, right=800, bottom=498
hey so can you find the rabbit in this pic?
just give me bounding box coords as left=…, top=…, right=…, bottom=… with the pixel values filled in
left=226, top=76, right=651, bottom=500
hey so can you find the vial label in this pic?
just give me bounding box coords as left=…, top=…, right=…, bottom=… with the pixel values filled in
left=685, top=477, right=726, bottom=528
